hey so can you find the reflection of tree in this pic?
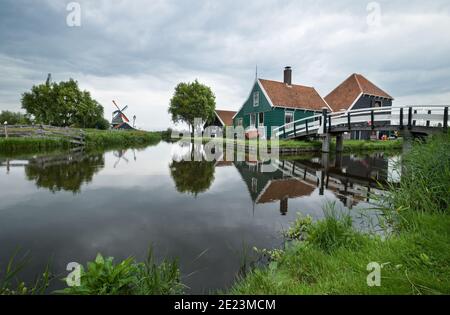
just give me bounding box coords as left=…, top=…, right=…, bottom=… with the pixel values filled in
left=25, top=152, right=104, bottom=193
left=169, top=160, right=215, bottom=196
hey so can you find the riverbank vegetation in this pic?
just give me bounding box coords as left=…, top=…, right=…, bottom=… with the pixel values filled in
left=0, top=250, right=183, bottom=295
left=230, top=133, right=450, bottom=294
left=190, top=136, right=402, bottom=152
left=0, top=129, right=162, bottom=154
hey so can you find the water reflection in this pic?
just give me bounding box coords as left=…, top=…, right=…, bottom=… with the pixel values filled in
left=21, top=150, right=104, bottom=193
left=0, top=142, right=402, bottom=293
left=168, top=143, right=398, bottom=214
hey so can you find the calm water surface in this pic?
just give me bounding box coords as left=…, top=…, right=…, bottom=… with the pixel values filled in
left=0, top=141, right=400, bottom=293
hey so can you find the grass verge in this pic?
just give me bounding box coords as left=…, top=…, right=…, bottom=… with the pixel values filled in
left=230, top=133, right=450, bottom=295
left=193, top=137, right=402, bottom=152
left=0, top=130, right=162, bottom=154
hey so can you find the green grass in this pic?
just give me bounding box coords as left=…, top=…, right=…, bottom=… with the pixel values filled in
left=230, top=133, right=450, bottom=295
left=0, top=137, right=71, bottom=154
left=83, top=129, right=161, bottom=149
left=334, top=139, right=403, bottom=152
left=59, top=250, right=183, bottom=295
left=0, top=129, right=162, bottom=154
left=195, top=136, right=402, bottom=152
left=1, top=249, right=183, bottom=295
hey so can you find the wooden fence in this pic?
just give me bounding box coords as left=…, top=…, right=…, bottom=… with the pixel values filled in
left=0, top=124, right=85, bottom=146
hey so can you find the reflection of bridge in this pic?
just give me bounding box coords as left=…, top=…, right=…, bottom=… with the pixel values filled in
left=273, top=105, right=449, bottom=152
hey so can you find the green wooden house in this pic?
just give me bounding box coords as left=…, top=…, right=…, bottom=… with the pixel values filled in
left=232, top=67, right=331, bottom=138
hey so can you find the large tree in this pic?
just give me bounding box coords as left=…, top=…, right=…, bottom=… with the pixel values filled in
left=168, top=80, right=216, bottom=136
left=21, top=78, right=107, bottom=128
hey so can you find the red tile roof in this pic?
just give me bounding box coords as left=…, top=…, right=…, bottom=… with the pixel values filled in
left=256, top=179, right=314, bottom=204
left=215, top=109, right=237, bottom=126
left=325, top=74, right=393, bottom=112
left=259, top=79, right=329, bottom=111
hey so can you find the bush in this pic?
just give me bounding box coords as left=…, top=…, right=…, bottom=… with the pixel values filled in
left=60, top=251, right=183, bottom=295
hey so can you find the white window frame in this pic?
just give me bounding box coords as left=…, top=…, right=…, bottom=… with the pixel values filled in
left=236, top=118, right=243, bottom=127
left=285, top=111, right=294, bottom=125
left=249, top=113, right=256, bottom=127
left=258, top=112, right=264, bottom=126
left=373, top=99, right=383, bottom=108
left=253, top=91, right=259, bottom=107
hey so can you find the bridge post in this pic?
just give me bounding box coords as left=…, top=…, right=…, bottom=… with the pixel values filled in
left=322, top=133, right=331, bottom=153
left=321, top=108, right=331, bottom=153
left=322, top=108, right=328, bottom=133
left=444, top=107, right=448, bottom=132
left=408, top=107, right=413, bottom=130
left=336, top=134, right=344, bottom=153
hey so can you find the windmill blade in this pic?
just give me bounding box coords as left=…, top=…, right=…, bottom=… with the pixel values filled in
left=121, top=113, right=130, bottom=122
left=121, top=105, right=128, bottom=112
left=112, top=100, right=121, bottom=111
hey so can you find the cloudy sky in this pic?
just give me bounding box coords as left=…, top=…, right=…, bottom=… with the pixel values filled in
left=1, top=0, right=449, bottom=130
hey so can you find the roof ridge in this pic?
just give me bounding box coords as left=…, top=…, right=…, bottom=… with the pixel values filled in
left=325, top=73, right=356, bottom=99
left=353, top=73, right=364, bottom=93
left=259, top=78, right=314, bottom=89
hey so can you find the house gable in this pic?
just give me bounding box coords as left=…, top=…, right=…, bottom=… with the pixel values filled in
left=325, top=73, right=394, bottom=112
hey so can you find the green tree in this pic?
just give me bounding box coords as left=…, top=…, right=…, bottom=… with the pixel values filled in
left=0, top=111, right=29, bottom=125
left=21, top=78, right=106, bottom=128
left=168, top=80, right=216, bottom=136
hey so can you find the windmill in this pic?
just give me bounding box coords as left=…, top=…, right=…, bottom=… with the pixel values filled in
left=111, top=100, right=134, bottom=129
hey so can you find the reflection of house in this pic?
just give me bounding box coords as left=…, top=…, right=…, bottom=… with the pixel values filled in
left=234, top=161, right=314, bottom=215
left=325, top=74, right=394, bottom=140
left=256, top=179, right=314, bottom=215
left=233, top=67, right=330, bottom=138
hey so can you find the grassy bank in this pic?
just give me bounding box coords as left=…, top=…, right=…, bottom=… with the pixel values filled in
left=230, top=133, right=450, bottom=295
left=199, top=137, right=402, bottom=152
left=0, top=137, right=71, bottom=154
left=83, top=129, right=161, bottom=149
left=0, top=130, right=162, bottom=154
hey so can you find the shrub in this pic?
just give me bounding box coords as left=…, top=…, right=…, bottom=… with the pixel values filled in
left=60, top=251, right=183, bottom=295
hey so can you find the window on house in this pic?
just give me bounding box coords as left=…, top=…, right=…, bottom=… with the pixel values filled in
left=285, top=111, right=294, bottom=125
left=373, top=100, right=382, bottom=107
left=253, top=91, right=259, bottom=107
left=258, top=112, right=264, bottom=126
left=250, top=113, right=256, bottom=127
left=236, top=118, right=243, bottom=126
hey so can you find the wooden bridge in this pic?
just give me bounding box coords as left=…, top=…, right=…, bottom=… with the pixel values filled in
left=272, top=105, right=449, bottom=152
left=0, top=125, right=85, bottom=146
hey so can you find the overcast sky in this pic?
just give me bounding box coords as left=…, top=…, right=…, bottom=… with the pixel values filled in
left=1, top=0, right=449, bottom=130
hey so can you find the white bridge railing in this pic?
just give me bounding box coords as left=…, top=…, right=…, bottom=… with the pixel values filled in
left=273, top=105, right=449, bottom=139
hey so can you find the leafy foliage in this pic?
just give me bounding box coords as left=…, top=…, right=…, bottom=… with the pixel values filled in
left=0, top=110, right=30, bottom=125
left=21, top=78, right=106, bottom=128
left=60, top=251, right=183, bottom=295
left=168, top=80, right=216, bottom=133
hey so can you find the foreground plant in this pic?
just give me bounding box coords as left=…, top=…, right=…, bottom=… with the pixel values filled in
left=0, top=249, right=51, bottom=295
left=60, top=250, right=183, bottom=295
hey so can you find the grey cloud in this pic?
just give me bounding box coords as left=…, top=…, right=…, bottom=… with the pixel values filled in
left=0, top=0, right=450, bottom=129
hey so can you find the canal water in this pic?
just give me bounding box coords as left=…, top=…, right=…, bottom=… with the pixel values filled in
left=0, top=141, right=400, bottom=293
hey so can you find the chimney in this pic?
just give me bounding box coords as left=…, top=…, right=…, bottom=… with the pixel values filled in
left=283, top=66, right=292, bottom=85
